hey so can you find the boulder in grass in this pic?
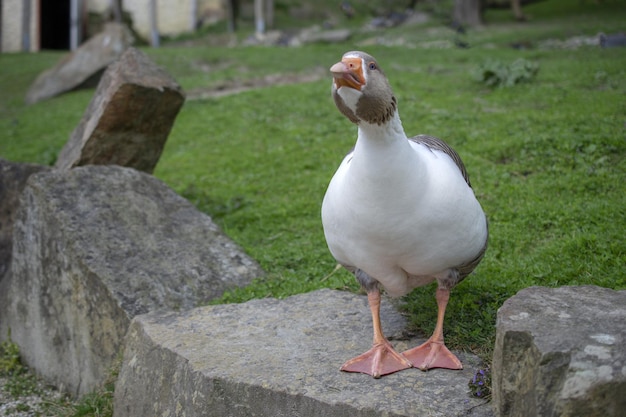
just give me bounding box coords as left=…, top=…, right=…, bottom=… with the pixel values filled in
left=25, top=22, right=133, bottom=104
left=0, top=165, right=263, bottom=396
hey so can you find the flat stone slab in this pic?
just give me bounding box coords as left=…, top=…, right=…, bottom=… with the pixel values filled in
left=114, top=289, right=493, bottom=417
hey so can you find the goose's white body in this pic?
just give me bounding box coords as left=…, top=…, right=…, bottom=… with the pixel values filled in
left=322, top=112, right=487, bottom=297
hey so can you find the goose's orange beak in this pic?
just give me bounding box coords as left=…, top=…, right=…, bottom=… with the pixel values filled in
left=330, top=57, right=365, bottom=91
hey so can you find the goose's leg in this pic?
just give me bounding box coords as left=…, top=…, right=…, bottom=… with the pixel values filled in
left=341, top=288, right=412, bottom=378
left=402, top=287, right=462, bottom=371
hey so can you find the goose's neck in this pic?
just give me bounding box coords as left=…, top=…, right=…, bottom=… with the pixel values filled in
left=353, top=110, right=412, bottom=166
left=356, top=110, right=406, bottom=148
left=347, top=110, right=427, bottom=202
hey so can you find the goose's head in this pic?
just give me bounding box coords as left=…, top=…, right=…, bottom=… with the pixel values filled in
left=330, top=51, right=397, bottom=126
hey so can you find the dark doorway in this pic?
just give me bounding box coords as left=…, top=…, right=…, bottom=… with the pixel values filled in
left=41, top=0, right=71, bottom=49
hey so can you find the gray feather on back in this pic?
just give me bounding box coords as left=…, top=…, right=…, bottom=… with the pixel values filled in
left=409, top=134, right=471, bottom=187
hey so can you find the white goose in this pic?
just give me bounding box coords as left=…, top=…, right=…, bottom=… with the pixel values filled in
left=322, top=51, right=488, bottom=378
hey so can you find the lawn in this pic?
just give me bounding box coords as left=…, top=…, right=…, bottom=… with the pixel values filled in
left=0, top=0, right=625, bottom=413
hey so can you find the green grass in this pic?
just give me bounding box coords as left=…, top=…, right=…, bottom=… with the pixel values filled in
left=0, top=338, right=41, bottom=398
left=0, top=0, right=625, bottom=412
left=0, top=337, right=117, bottom=416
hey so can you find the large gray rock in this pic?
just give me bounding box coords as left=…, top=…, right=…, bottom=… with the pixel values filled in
left=114, top=289, right=493, bottom=417
left=492, top=286, right=626, bottom=417
left=55, top=47, right=185, bottom=174
left=25, top=22, right=133, bottom=104
left=0, top=165, right=262, bottom=396
left=0, top=159, right=50, bottom=282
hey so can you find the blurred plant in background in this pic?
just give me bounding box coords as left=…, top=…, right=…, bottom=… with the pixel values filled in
left=475, top=58, right=539, bottom=87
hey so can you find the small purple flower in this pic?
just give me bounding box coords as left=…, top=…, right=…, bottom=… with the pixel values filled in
left=468, top=367, right=492, bottom=399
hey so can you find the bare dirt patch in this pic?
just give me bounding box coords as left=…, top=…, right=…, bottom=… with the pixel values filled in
left=186, top=67, right=327, bottom=100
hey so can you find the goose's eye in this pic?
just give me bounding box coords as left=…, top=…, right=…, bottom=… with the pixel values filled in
left=369, top=62, right=377, bottom=70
